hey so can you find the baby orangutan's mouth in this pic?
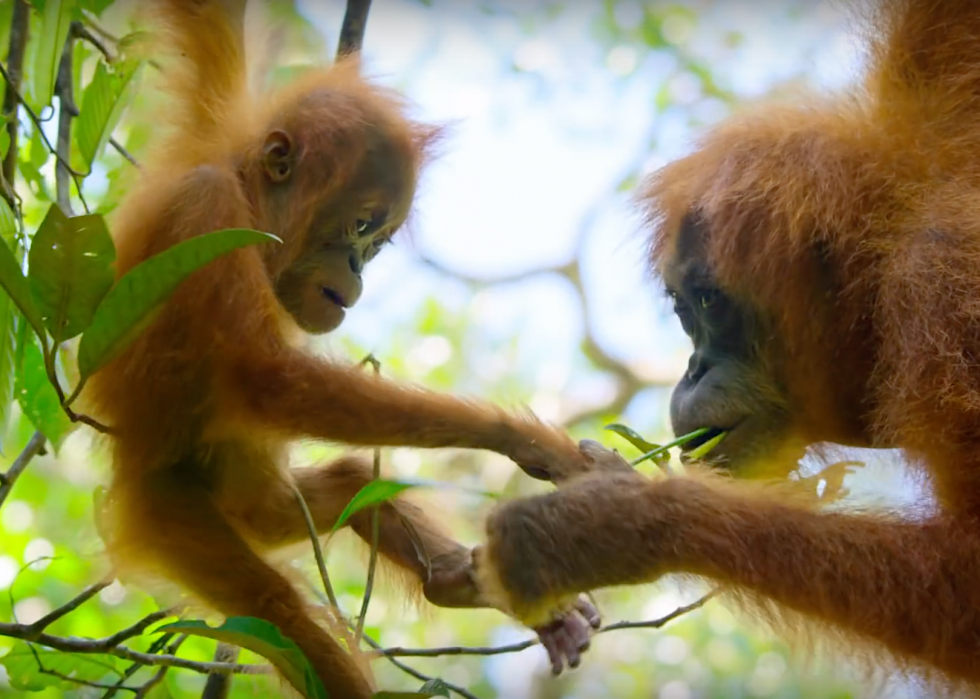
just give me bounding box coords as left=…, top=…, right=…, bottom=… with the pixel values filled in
left=321, top=287, right=347, bottom=308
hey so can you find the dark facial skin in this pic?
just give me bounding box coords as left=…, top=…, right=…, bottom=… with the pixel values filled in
left=663, top=217, right=804, bottom=472
left=258, top=129, right=407, bottom=334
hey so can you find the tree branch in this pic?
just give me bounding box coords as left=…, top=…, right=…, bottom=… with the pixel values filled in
left=55, top=31, right=78, bottom=215
left=336, top=0, right=373, bottom=61
left=380, top=591, right=717, bottom=659
left=0, top=431, right=46, bottom=509
left=1, top=0, right=30, bottom=204
left=0, top=60, right=89, bottom=213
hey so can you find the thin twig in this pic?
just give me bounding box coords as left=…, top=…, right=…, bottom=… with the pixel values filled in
left=22, top=576, right=112, bottom=639
left=134, top=635, right=185, bottom=698
left=72, top=20, right=114, bottom=63
left=292, top=483, right=340, bottom=609
left=355, top=355, right=383, bottom=644
left=0, top=620, right=271, bottom=675
left=1, top=0, right=30, bottom=202
left=362, top=634, right=480, bottom=699
left=109, top=137, right=140, bottom=168
left=134, top=665, right=167, bottom=697
left=0, top=60, right=89, bottom=213
left=101, top=633, right=175, bottom=699
left=381, top=591, right=718, bottom=658
left=0, top=431, right=46, bottom=508
left=337, top=0, right=373, bottom=60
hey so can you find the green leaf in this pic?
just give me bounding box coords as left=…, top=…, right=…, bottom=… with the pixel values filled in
left=0, top=642, right=120, bottom=691
left=79, top=0, right=113, bottom=16
left=157, top=617, right=327, bottom=699
left=373, top=694, right=444, bottom=698
left=631, top=427, right=710, bottom=467
left=77, top=228, right=279, bottom=379
left=74, top=58, right=143, bottom=173
left=0, top=285, right=20, bottom=452
left=0, top=229, right=45, bottom=343
left=31, top=0, right=76, bottom=109
left=686, top=431, right=727, bottom=461
left=0, top=129, right=9, bottom=162
left=419, top=679, right=451, bottom=697
left=16, top=330, right=73, bottom=450
left=605, top=423, right=659, bottom=452
left=331, top=479, right=417, bottom=533
left=27, top=206, right=116, bottom=343
left=0, top=197, right=16, bottom=238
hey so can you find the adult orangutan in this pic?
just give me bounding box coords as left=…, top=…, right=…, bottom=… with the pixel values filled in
left=475, top=0, right=980, bottom=688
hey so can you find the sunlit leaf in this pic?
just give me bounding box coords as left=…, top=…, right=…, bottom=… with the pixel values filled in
left=605, top=423, right=659, bottom=452
left=31, top=0, right=76, bottom=109
left=420, top=679, right=452, bottom=697
left=27, top=206, right=116, bottom=343
left=0, top=642, right=120, bottom=691
left=686, top=431, right=727, bottom=460
left=331, top=479, right=417, bottom=532
left=158, top=617, right=327, bottom=699
left=0, top=223, right=45, bottom=342
left=77, top=228, right=279, bottom=379
left=17, top=329, right=73, bottom=450
left=74, top=58, right=143, bottom=173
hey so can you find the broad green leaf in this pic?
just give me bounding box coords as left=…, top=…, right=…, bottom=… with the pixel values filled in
left=0, top=642, right=120, bottom=691
left=0, top=231, right=45, bottom=342
left=332, top=479, right=417, bottom=532
left=157, top=617, right=327, bottom=699
left=31, top=0, right=76, bottom=109
left=74, top=58, right=143, bottom=173
left=77, top=228, right=279, bottom=379
left=17, top=330, right=73, bottom=451
left=28, top=206, right=116, bottom=343
left=686, top=431, right=727, bottom=461
left=605, top=423, right=659, bottom=452
left=0, top=129, right=8, bottom=161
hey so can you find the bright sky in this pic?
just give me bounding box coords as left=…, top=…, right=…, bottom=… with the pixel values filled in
left=296, top=0, right=862, bottom=369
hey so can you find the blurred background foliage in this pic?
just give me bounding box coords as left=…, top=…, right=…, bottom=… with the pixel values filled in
left=0, top=0, right=927, bottom=697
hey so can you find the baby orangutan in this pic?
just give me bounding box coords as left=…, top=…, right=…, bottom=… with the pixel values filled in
left=87, top=1, right=605, bottom=695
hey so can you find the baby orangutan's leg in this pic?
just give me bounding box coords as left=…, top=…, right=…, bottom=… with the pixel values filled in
left=224, top=455, right=601, bottom=674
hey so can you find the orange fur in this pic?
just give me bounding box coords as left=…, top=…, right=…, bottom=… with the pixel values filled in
left=480, top=0, right=980, bottom=691
left=84, top=1, right=589, bottom=696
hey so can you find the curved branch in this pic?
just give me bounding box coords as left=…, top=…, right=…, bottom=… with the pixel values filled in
left=337, top=0, right=373, bottom=60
